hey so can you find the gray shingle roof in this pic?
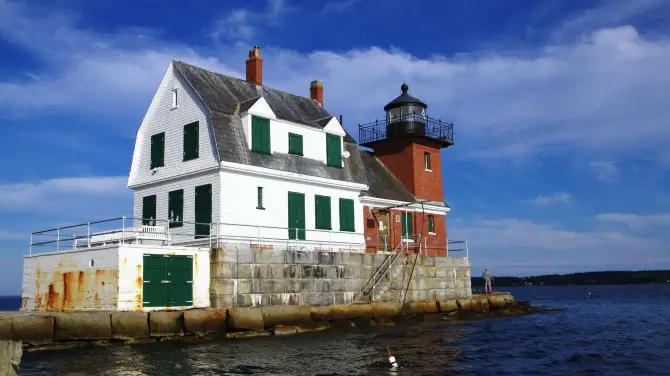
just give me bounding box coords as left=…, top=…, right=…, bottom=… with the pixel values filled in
left=173, top=60, right=436, bottom=205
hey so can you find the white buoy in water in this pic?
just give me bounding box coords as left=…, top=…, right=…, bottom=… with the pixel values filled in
left=387, top=345, right=399, bottom=369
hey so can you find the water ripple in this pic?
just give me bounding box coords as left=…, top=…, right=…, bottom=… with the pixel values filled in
left=16, top=284, right=670, bottom=375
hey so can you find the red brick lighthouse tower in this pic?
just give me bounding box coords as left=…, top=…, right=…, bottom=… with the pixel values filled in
left=359, top=83, right=454, bottom=255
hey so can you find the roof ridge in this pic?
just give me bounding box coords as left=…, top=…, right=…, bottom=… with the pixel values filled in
left=173, top=60, right=324, bottom=107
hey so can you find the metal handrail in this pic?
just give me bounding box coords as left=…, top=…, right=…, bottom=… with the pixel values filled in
left=358, top=114, right=454, bottom=145
left=28, top=216, right=468, bottom=257
left=359, top=238, right=409, bottom=299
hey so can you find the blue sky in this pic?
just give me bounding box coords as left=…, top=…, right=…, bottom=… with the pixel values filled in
left=1, top=0, right=670, bottom=294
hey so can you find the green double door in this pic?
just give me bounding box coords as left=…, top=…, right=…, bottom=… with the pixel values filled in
left=288, top=192, right=305, bottom=240
left=142, top=254, right=194, bottom=308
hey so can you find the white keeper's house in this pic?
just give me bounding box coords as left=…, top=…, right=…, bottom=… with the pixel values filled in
left=127, top=46, right=456, bottom=254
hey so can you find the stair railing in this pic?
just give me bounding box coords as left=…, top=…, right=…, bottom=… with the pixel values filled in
left=359, top=238, right=408, bottom=299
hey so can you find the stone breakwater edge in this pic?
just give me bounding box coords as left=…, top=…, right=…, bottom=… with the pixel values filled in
left=0, top=294, right=531, bottom=352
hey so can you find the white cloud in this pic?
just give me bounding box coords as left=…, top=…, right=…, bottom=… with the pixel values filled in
left=449, top=216, right=670, bottom=273
left=527, top=192, right=572, bottom=206
left=596, top=212, right=670, bottom=231
left=210, top=0, right=288, bottom=43
left=1, top=0, right=668, bottom=162
left=550, top=0, right=670, bottom=42
left=589, top=159, right=620, bottom=182
left=0, top=176, right=130, bottom=212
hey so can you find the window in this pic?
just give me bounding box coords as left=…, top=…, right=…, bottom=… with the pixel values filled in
left=315, top=195, right=331, bottom=230
left=150, top=133, right=165, bottom=169
left=257, top=187, right=265, bottom=210
left=172, top=89, right=178, bottom=108
left=326, top=134, right=342, bottom=168
left=168, top=189, right=184, bottom=228
left=183, top=121, right=199, bottom=161
left=251, top=116, right=271, bottom=154
left=424, top=152, right=431, bottom=171
left=428, top=215, right=435, bottom=233
left=401, top=212, right=413, bottom=238
left=142, top=195, right=157, bottom=226
left=339, top=198, right=355, bottom=232
left=288, top=133, right=303, bottom=156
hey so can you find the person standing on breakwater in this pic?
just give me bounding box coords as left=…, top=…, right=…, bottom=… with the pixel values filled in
left=482, top=268, right=494, bottom=294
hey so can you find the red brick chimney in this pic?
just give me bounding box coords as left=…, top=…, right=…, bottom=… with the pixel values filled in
left=246, top=46, right=263, bottom=85
left=310, top=80, right=323, bottom=106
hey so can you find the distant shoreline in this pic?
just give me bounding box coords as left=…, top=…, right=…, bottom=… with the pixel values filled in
left=471, top=270, right=670, bottom=287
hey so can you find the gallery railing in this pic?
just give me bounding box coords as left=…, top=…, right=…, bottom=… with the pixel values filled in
left=28, top=217, right=469, bottom=258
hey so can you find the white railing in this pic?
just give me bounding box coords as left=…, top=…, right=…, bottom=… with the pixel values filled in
left=29, top=217, right=377, bottom=255
left=28, top=216, right=469, bottom=257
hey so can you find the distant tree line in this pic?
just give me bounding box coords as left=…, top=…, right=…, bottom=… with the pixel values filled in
left=471, top=270, right=670, bottom=287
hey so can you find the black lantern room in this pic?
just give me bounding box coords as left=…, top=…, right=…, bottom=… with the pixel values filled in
left=358, top=83, right=454, bottom=148
left=383, top=83, right=428, bottom=139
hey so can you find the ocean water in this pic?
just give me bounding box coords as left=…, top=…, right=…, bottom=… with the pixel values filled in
left=4, top=284, right=670, bottom=375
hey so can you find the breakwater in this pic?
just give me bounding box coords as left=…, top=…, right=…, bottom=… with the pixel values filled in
left=1, top=294, right=523, bottom=351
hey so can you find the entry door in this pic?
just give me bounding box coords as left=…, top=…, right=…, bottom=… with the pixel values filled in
left=288, top=192, right=306, bottom=240
left=195, top=184, right=212, bottom=238
left=142, top=254, right=168, bottom=307
left=378, top=210, right=390, bottom=252
left=167, top=255, right=194, bottom=306
left=142, top=254, right=194, bottom=308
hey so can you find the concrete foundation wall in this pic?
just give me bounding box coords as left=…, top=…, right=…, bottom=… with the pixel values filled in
left=22, top=245, right=211, bottom=312
left=118, top=245, right=211, bottom=311
left=21, top=247, right=120, bottom=312
left=210, top=243, right=471, bottom=308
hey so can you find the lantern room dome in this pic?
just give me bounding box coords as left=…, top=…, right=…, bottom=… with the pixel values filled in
left=383, top=83, right=427, bottom=112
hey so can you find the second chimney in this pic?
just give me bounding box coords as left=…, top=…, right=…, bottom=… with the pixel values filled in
left=246, top=46, right=263, bottom=85
left=310, top=80, right=324, bottom=107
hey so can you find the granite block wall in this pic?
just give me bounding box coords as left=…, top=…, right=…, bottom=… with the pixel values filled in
left=209, top=243, right=471, bottom=308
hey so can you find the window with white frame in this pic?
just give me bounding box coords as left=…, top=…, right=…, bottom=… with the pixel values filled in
left=172, top=88, right=178, bottom=108
left=424, top=151, right=431, bottom=171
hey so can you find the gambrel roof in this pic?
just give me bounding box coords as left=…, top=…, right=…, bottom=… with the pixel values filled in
left=172, top=61, right=424, bottom=204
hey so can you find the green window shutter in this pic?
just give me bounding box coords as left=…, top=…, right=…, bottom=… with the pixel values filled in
left=251, top=116, right=271, bottom=154
left=288, top=133, right=303, bottom=156
left=326, top=134, right=342, bottom=168
left=288, top=192, right=306, bottom=240
left=168, top=190, right=184, bottom=228
left=339, top=198, right=355, bottom=232
left=428, top=215, right=434, bottom=233
left=194, top=184, right=212, bottom=238
left=257, top=187, right=264, bottom=210
left=315, top=195, right=331, bottom=230
left=401, top=212, right=413, bottom=238
left=150, top=133, right=165, bottom=169
left=183, top=121, right=199, bottom=161
left=142, top=195, right=157, bottom=226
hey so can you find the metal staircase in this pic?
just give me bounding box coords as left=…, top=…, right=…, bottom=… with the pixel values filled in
left=359, top=240, right=409, bottom=300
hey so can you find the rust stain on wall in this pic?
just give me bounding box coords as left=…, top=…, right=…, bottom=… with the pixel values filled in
left=194, top=253, right=199, bottom=275
left=33, top=268, right=118, bottom=312
left=135, top=293, right=142, bottom=311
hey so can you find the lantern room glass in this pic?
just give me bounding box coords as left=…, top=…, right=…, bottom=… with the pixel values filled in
left=386, top=104, right=426, bottom=123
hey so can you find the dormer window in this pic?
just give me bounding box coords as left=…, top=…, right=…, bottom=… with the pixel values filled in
left=288, top=133, right=303, bottom=156
left=326, top=134, right=342, bottom=168
left=251, top=115, right=271, bottom=154
left=172, top=89, right=178, bottom=109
